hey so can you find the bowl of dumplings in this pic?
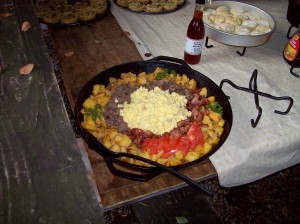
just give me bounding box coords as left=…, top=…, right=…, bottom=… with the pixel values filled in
left=203, top=1, right=276, bottom=47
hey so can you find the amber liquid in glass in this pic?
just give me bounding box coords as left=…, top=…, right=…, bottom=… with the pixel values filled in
left=283, top=30, right=300, bottom=67
left=184, top=4, right=205, bottom=64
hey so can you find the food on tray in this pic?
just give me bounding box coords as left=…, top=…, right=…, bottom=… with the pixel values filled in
left=116, top=0, right=184, bottom=13
left=42, top=11, right=60, bottom=24
left=235, top=25, right=250, bottom=35
left=145, top=3, right=164, bottom=12
left=36, top=0, right=51, bottom=8
left=128, top=1, right=145, bottom=12
left=215, top=6, right=229, bottom=14
left=203, top=8, right=216, bottom=17
left=256, top=19, right=270, bottom=26
left=60, top=12, right=79, bottom=24
left=78, top=8, right=97, bottom=21
left=72, top=2, right=88, bottom=13
left=139, top=0, right=150, bottom=3
left=117, top=0, right=133, bottom=7
left=34, top=0, right=108, bottom=25
left=219, top=23, right=235, bottom=33
left=49, top=0, right=68, bottom=9
left=255, top=24, right=271, bottom=33
left=226, top=16, right=241, bottom=26
left=242, top=20, right=257, bottom=29
left=55, top=4, right=73, bottom=13
left=211, top=14, right=226, bottom=25
left=163, top=2, right=177, bottom=11
left=35, top=5, right=51, bottom=18
left=242, top=12, right=261, bottom=21
left=203, top=5, right=272, bottom=35
left=91, top=0, right=107, bottom=3
left=230, top=7, right=244, bottom=15
left=80, top=67, right=226, bottom=167
left=91, top=1, right=108, bottom=14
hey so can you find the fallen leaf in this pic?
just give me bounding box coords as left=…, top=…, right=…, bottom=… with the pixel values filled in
left=64, top=51, right=73, bottom=57
left=145, top=52, right=152, bottom=57
left=176, top=216, right=189, bottom=224
left=20, top=64, right=34, bottom=75
left=124, top=31, right=131, bottom=36
left=21, top=21, right=31, bottom=32
left=86, top=171, right=95, bottom=181
left=281, top=206, right=289, bottom=217
left=0, top=12, right=13, bottom=17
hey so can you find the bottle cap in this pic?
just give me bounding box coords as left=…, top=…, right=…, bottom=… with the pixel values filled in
left=196, top=0, right=205, bottom=4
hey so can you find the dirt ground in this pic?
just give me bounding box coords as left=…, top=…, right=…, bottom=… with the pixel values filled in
left=104, top=164, right=300, bottom=224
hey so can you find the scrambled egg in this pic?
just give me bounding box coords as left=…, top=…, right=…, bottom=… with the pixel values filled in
left=118, top=86, right=191, bottom=135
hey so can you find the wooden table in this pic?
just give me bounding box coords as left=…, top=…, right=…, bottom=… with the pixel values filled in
left=48, top=12, right=217, bottom=211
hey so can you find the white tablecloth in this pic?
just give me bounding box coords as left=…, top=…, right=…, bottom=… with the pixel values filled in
left=110, top=0, right=300, bottom=187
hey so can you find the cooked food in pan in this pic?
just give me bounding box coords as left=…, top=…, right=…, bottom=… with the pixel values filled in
left=80, top=67, right=226, bottom=167
left=203, top=5, right=272, bottom=35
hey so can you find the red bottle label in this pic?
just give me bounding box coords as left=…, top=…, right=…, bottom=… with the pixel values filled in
left=284, top=32, right=299, bottom=62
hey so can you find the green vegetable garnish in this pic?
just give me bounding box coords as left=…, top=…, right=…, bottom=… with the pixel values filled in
left=208, top=101, right=223, bottom=116
left=170, top=69, right=177, bottom=75
left=156, top=68, right=177, bottom=79
left=83, top=104, right=103, bottom=121
left=156, top=68, right=169, bottom=79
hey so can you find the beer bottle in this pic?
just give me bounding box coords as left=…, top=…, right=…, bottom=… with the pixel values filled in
left=184, top=0, right=205, bottom=64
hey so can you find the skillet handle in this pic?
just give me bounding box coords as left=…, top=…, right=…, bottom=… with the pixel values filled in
left=104, top=152, right=213, bottom=197
left=149, top=56, right=191, bottom=70
left=103, top=156, right=162, bottom=181
left=86, top=134, right=161, bottom=180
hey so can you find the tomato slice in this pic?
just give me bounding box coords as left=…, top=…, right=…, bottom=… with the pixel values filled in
left=142, top=136, right=174, bottom=155
left=162, top=136, right=190, bottom=158
left=141, top=138, right=153, bottom=150
left=161, top=149, right=180, bottom=159
left=187, top=122, right=204, bottom=149
left=142, top=138, right=159, bottom=153
left=141, top=123, right=204, bottom=158
left=164, top=135, right=181, bottom=152
left=176, top=136, right=191, bottom=156
left=153, top=135, right=170, bottom=154
left=148, top=138, right=160, bottom=155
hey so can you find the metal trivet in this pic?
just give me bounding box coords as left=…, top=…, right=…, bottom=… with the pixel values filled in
left=288, top=58, right=300, bottom=78
left=205, top=37, right=248, bottom=56
left=220, top=69, right=294, bottom=128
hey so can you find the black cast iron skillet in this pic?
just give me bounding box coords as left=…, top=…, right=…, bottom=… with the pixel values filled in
left=74, top=56, right=233, bottom=195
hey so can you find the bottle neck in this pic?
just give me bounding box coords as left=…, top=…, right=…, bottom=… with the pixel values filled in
left=193, top=3, right=204, bottom=20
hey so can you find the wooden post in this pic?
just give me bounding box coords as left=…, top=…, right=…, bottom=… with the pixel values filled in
left=0, top=0, right=105, bottom=223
